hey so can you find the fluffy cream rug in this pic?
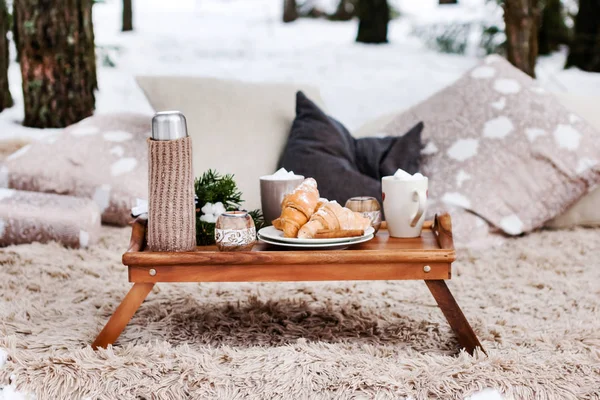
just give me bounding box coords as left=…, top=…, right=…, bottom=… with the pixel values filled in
left=0, top=225, right=599, bottom=399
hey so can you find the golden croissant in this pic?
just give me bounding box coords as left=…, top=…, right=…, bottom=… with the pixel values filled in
left=297, top=200, right=371, bottom=239
left=272, top=178, right=320, bottom=238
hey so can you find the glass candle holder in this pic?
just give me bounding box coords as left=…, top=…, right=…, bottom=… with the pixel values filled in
left=344, top=196, right=382, bottom=234
left=215, top=211, right=256, bottom=251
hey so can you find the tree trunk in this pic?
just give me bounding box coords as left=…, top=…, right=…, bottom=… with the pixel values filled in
left=503, top=0, right=540, bottom=78
left=538, top=0, right=567, bottom=55
left=283, top=0, right=298, bottom=23
left=356, top=0, right=389, bottom=44
left=11, top=1, right=20, bottom=62
left=14, top=0, right=97, bottom=128
left=0, top=0, right=12, bottom=111
left=566, top=0, right=600, bottom=72
left=122, top=0, right=133, bottom=32
left=330, top=0, right=355, bottom=21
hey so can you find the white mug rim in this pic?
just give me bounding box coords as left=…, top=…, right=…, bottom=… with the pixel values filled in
left=382, top=175, right=428, bottom=182
left=259, top=175, right=305, bottom=181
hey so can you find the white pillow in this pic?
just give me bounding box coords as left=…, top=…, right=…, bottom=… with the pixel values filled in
left=546, top=93, right=600, bottom=228
left=546, top=187, right=600, bottom=228
left=136, top=76, right=324, bottom=211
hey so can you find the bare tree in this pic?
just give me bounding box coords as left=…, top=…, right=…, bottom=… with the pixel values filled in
left=0, top=0, right=12, bottom=112
left=538, top=0, right=567, bottom=55
left=330, top=0, right=355, bottom=21
left=283, top=0, right=298, bottom=23
left=14, top=0, right=97, bottom=128
left=122, top=0, right=133, bottom=32
left=566, top=0, right=600, bottom=72
left=356, top=0, right=389, bottom=44
left=503, top=0, right=540, bottom=77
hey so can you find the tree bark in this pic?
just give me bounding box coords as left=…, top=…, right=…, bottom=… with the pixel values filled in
left=0, top=0, right=12, bottom=111
left=503, top=0, right=540, bottom=78
left=14, top=0, right=97, bottom=128
left=356, top=0, right=389, bottom=44
left=538, top=0, right=567, bottom=55
left=11, top=1, right=20, bottom=62
left=566, top=0, right=600, bottom=72
left=283, top=0, right=298, bottom=23
left=330, top=0, right=355, bottom=21
left=122, top=0, right=133, bottom=32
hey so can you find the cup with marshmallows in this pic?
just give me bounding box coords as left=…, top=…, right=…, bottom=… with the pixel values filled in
left=260, top=168, right=305, bottom=226
left=382, top=169, right=428, bottom=238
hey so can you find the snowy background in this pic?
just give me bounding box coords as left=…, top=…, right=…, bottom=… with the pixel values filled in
left=1, top=0, right=599, bottom=142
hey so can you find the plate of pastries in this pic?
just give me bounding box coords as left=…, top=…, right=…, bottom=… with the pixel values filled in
left=257, top=178, right=375, bottom=249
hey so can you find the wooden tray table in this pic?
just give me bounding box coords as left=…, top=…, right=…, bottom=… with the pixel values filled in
left=92, top=213, right=485, bottom=355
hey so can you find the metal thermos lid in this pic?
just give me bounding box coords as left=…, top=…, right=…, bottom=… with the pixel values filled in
left=151, top=111, right=188, bottom=141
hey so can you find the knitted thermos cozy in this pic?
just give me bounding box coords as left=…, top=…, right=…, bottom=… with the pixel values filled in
left=147, top=137, right=196, bottom=252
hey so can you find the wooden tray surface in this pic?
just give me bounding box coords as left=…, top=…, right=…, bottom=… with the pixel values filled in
left=123, top=214, right=455, bottom=283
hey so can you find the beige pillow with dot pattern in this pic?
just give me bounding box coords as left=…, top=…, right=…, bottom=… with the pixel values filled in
left=3, top=113, right=150, bottom=226
left=381, top=55, right=600, bottom=235
left=0, top=188, right=101, bottom=248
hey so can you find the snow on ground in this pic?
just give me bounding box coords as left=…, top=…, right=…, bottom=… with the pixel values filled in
left=1, top=0, right=598, bottom=143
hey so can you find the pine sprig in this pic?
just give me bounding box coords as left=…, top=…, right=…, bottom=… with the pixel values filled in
left=194, top=170, right=242, bottom=210
left=194, top=169, right=264, bottom=246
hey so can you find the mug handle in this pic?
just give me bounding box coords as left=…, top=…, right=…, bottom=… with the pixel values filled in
left=410, top=189, right=426, bottom=227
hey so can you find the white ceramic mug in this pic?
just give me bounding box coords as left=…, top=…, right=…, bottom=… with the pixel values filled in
left=382, top=175, right=428, bottom=238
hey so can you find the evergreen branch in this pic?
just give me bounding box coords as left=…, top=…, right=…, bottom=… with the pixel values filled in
left=194, top=169, right=252, bottom=246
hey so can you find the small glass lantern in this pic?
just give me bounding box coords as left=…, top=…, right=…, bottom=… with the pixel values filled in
left=344, top=196, right=382, bottom=234
left=215, top=211, right=256, bottom=251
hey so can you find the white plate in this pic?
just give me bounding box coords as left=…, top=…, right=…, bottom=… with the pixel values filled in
left=258, top=225, right=375, bottom=244
left=258, top=233, right=374, bottom=250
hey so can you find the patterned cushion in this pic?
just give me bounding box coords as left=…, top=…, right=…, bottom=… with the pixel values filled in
left=381, top=55, right=600, bottom=235
left=0, top=188, right=101, bottom=248
left=3, top=113, right=150, bottom=226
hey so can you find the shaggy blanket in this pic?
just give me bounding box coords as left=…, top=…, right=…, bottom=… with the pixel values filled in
left=0, top=225, right=599, bottom=399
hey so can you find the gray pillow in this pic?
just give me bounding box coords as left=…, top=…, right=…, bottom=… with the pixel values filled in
left=279, top=91, right=423, bottom=204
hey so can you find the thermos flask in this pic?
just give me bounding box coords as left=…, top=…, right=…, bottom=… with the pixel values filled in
left=147, top=111, right=196, bottom=252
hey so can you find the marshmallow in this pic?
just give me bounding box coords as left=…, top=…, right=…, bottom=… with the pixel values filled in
left=392, top=169, right=426, bottom=180
left=393, top=169, right=413, bottom=179
left=262, top=168, right=303, bottom=180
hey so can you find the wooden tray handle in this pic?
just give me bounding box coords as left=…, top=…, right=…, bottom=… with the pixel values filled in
left=432, top=213, right=454, bottom=250
left=127, top=215, right=148, bottom=253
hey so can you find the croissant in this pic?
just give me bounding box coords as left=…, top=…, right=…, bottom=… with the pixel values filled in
left=272, top=178, right=320, bottom=238
left=297, top=201, right=371, bottom=239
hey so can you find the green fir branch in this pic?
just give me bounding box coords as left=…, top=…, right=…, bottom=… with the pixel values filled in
left=195, top=170, right=242, bottom=211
